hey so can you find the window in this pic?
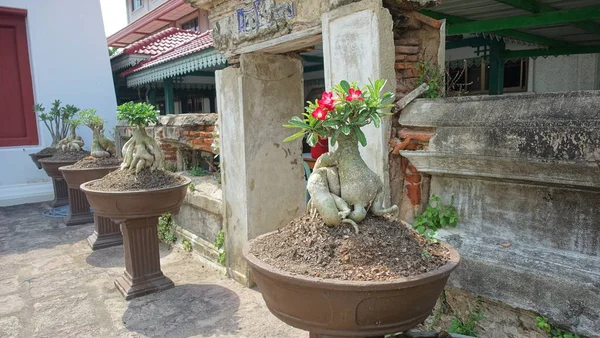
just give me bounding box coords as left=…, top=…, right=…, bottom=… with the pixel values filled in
left=0, top=7, right=38, bottom=147
left=132, top=0, right=143, bottom=11
left=446, top=57, right=528, bottom=96
left=181, top=18, right=199, bottom=31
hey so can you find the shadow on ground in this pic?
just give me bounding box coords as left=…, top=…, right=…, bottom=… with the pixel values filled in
left=123, top=284, right=241, bottom=337
left=85, top=242, right=172, bottom=268
left=0, top=202, right=93, bottom=257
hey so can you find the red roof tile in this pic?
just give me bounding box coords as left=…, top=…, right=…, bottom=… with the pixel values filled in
left=121, top=27, right=201, bottom=56
left=121, top=29, right=214, bottom=77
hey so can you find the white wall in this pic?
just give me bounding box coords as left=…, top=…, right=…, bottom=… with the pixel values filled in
left=528, top=54, right=600, bottom=93
left=0, top=0, right=117, bottom=206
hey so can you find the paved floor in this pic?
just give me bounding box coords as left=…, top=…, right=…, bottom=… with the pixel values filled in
left=0, top=202, right=303, bottom=338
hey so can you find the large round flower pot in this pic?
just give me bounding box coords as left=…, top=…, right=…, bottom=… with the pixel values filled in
left=40, top=158, right=78, bottom=207
left=59, top=165, right=121, bottom=247
left=29, top=152, right=53, bottom=169
left=81, top=176, right=190, bottom=300
left=243, top=235, right=460, bottom=338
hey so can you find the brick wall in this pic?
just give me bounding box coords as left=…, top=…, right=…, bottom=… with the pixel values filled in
left=115, top=113, right=218, bottom=172
left=389, top=11, right=442, bottom=221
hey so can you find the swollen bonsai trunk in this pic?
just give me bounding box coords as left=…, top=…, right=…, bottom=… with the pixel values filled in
left=121, top=125, right=164, bottom=173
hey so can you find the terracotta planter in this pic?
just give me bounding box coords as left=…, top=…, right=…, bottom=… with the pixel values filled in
left=59, top=166, right=121, bottom=247
left=81, top=176, right=190, bottom=300
left=243, top=235, right=460, bottom=338
left=40, top=159, right=78, bottom=207
left=29, top=152, right=53, bottom=169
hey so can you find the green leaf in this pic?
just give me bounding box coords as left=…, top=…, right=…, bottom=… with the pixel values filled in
left=353, top=126, right=367, bottom=147
left=372, top=113, right=381, bottom=128
left=283, top=131, right=306, bottom=142
left=341, top=125, right=351, bottom=135
left=330, top=128, right=342, bottom=146
left=340, top=80, right=351, bottom=93
left=417, top=225, right=426, bottom=234
left=307, top=133, right=318, bottom=147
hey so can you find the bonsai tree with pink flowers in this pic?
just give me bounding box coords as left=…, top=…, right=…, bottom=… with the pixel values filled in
left=284, top=79, right=398, bottom=231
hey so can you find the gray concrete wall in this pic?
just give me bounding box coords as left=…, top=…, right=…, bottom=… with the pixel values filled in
left=216, top=53, right=306, bottom=285
left=529, top=54, right=600, bottom=93
left=400, top=92, right=600, bottom=337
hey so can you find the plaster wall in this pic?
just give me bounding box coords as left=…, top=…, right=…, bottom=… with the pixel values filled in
left=216, top=53, right=306, bottom=284
left=322, top=0, right=396, bottom=206
left=0, top=0, right=118, bottom=206
left=528, top=53, right=600, bottom=93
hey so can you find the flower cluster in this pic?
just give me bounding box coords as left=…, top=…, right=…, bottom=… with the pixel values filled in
left=311, top=88, right=365, bottom=121
left=284, top=80, right=394, bottom=148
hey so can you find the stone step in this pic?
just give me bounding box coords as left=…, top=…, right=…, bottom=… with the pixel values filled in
left=438, top=231, right=600, bottom=337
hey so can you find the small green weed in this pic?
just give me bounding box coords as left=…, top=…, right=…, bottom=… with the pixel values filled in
left=214, top=230, right=226, bottom=265
left=157, top=212, right=176, bottom=245
left=189, top=166, right=207, bottom=176
left=536, top=316, right=580, bottom=338
left=182, top=239, right=192, bottom=252
left=416, top=61, right=445, bottom=98
left=413, top=194, right=459, bottom=242
left=449, top=309, right=485, bottom=337
left=188, top=183, right=196, bottom=191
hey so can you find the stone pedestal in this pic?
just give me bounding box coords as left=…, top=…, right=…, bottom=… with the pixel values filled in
left=87, top=215, right=123, bottom=250
left=114, top=216, right=173, bottom=300
left=50, top=178, right=69, bottom=207
left=216, top=53, right=306, bottom=285
left=64, top=187, right=93, bottom=226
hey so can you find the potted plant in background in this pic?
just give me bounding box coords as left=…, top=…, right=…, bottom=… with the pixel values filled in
left=38, top=103, right=90, bottom=207
left=242, top=80, right=460, bottom=337
left=29, top=100, right=77, bottom=168
left=59, top=109, right=122, bottom=247
left=81, top=102, right=190, bottom=299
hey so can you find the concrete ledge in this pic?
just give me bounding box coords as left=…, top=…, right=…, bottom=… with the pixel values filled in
left=0, top=182, right=53, bottom=207
left=401, top=151, right=600, bottom=190
left=440, top=231, right=600, bottom=337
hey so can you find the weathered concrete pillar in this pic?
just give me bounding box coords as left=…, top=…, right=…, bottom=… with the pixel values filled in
left=216, top=53, right=306, bottom=285
left=322, top=0, right=396, bottom=206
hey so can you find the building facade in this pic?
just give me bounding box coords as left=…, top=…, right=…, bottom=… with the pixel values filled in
left=0, top=0, right=117, bottom=206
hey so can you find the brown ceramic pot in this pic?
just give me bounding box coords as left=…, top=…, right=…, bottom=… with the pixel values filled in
left=243, top=236, right=460, bottom=338
left=59, top=165, right=121, bottom=246
left=81, top=176, right=190, bottom=300
left=29, top=152, right=53, bottom=169
left=40, top=158, right=78, bottom=207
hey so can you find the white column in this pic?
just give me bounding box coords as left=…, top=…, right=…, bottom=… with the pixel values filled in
left=216, top=53, right=306, bottom=285
left=322, top=0, right=396, bottom=206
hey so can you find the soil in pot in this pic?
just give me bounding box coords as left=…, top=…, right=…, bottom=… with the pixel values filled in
left=70, top=156, right=123, bottom=169
left=35, top=147, right=58, bottom=155
left=88, top=169, right=187, bottom=192
left=251, top=215, right=451, bottom=281
left=41, top=150, right=90, bottom=162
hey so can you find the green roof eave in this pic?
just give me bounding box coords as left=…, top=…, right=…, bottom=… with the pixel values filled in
left=125, top=48, right=227, bottom=87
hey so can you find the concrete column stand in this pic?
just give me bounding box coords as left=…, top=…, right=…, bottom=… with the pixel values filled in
left=114, top=216, right=174, bottom=300
left=63, top=186, right=94, bottom=226
left=50, top=178, right=69, bottom=207
left=87, top=215, right=123, bottom=250
left=216, top=53, right=306, bottom=285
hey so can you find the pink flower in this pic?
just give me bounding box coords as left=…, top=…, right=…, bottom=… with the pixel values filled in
left=311, top=106, right=328, bottom=120
left=346, top=88, right=363, bottom=102
left=318, top=91, right=336, bottom=111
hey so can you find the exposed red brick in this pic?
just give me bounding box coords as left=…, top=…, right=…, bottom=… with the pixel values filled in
left=400, top=69, right=418, bottom=78
left=406, top=184, right=421, bottom=206
left=395, top=46, right=420, bottom=55
left=407, top=163, right=420, bottom=175
left=203, top=125, right=215, bottom=132
left=395, top=62, right=417, bottom=70
left=398, top=128, right=435, bottom=142
left=406, top=55, right=418, bottom=62
left=401, top=157, right=408, bottom=173
left=395, top=38, right=421, bottom=46
left=405, top=11, right=442, bottom=29
left=405, top=174, right=421, bottom=184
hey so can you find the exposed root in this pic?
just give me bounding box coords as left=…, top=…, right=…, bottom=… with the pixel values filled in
left=120, top=126, right=164, bottom=174
left=342, top=218, right=359, bottom=234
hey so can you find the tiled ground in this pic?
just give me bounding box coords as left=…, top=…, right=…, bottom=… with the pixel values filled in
left=0, top=202, right=302, bottom=338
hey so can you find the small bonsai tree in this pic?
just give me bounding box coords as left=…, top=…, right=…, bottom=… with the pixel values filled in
left=34, top=100, right=80, bottom=147
left=117, top=102, right=164, bottom=173
left=284, top=79, right=398, bottom=231
left=55, top=105, right=84, bottom=152
left=78, top=109, right=116, bottom=158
